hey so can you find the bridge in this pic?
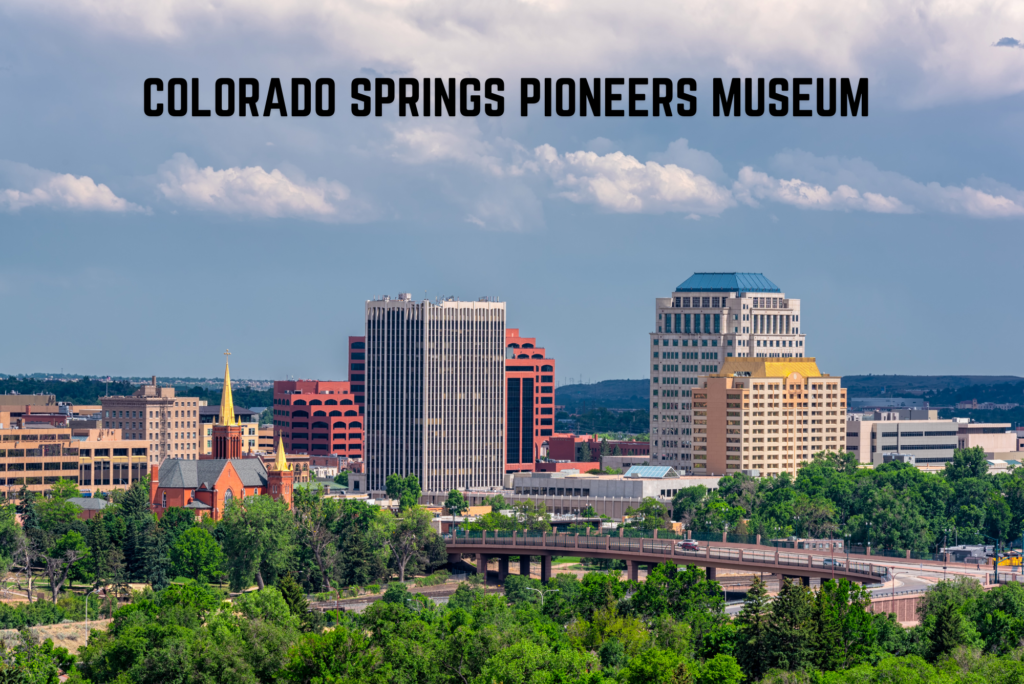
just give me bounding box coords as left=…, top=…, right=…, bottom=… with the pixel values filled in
left=446, top=530, right=891, bottom=585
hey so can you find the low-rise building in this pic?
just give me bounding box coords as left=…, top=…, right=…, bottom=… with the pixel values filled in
left=0, top=426, right=148, bottom=499
left=957, top=422, right=1016, bottom=454
left=846, top=416, right=958, bottom=467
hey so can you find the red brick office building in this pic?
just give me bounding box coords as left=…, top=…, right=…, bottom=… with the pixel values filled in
left=505, top=329, right=556, bottom=473
left=272, top=380, right=363, bottom=462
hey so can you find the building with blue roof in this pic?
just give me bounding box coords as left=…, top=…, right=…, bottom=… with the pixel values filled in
left=649, top=272, right=807, bottom=476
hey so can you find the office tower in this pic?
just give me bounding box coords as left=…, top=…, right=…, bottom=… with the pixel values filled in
left=365, top=294, right=505, bottom=493
left=696, top=357, right=846, bottom=476
left=649, top=273, right=806, bottom=474
left=101, top=377, right=200, bottom=464
left=272, top=379, right=362, bottom=459
left=505, top=328, right=556, bottom=473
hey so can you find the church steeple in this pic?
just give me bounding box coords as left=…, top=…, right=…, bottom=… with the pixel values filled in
left=219, top=350, right=236, bottom=426
left=274, top=437, right=290, bottom=471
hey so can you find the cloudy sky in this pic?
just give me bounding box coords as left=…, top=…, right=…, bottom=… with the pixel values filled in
left=1, top=0, right=1023, bottom=383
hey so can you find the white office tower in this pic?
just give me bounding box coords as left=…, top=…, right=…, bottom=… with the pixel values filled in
left=649, top=273, right=806, bottom=474
left=365, top=294, right=506, bottom=493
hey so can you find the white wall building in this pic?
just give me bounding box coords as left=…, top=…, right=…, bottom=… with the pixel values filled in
left=650, top=273, right=806, bottom=474
left=364, top=294, right=506, bottom=493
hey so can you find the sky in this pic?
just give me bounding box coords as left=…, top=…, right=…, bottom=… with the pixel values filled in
left=2, top=0, right=1024, bottom=384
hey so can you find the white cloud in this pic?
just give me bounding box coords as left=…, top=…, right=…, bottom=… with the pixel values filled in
left=12, top=0, right=1024, bottom=108
left=759, top=150, right=1024, bottom=217
left=156, top=153, right=358, bottom=220
left=389, top=124, right=507, bottom=176
left=0, top=162, right=143, bottom=213
left=532, top=144, right=735, bottom=215
left=733, top=167, right=910, bottom=213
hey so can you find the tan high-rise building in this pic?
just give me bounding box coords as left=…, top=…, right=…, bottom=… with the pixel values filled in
left=650, top=273, right=807, bottom=474
left=101, top=378, right=201, bottom=465
left=692, top=357, right=846, bottom=476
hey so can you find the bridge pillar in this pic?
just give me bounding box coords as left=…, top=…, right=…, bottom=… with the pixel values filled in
left=540, top=555, right=552, bottom=583
left=448, top=553, right=462, bottom=565
left=520, top=555, right=531, bottom=577
left=800, top=576, right=810, bottom=587
left=475, top=554, right=490, bottom=577
left=706, top=566, right=717, bottom=581
left=627, top=560, right=640, bottom=582
left=497, top=556, right=509, bottom=584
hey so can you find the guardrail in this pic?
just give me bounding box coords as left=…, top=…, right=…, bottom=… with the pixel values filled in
left=449, top=530, right=888, bottom=581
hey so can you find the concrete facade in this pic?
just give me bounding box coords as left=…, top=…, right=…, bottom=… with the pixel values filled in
left=100, top=379, right=200, bottom=464
left=365, top=294, right=506, bottom=493
left=957, top=423, right=1016, bottom=454
left=650, top=273, right=806, bottom=474
left=0, top=426, right=148, bottom=499
left=845, top=416, right=959, bottom=466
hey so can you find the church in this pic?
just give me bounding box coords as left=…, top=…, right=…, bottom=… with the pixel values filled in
left=150, top=353, right=293, bottom=520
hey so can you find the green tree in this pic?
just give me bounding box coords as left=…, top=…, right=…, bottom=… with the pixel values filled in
left=945, top=446, right=990, bottom=481
left=335, top=500, right=390, bottom=587
left=765, top=579, right=814, bottom=671
left=390, top=506, right=441, bottom=582
left=444, top=489, right=468, bottom=531
left=812, top=578, right=875, bottom=671
left=171, top=526, right=225, bottom=583
left=220, top=495, right=296, bottom=591
left=292, top=484, right=339, bottom=591
left=382, top=581, right=410, bottom=605
left=735, top=577, right=772, bottom=679
left=385, top=473, right=421, bottom=511
left=333, top=470, right=349, bottom=487
left=158, top=506, right=196, bottom=548
left=41, top=530, right=91, bottom=602
left=49, top=478, right=79, bottom=501
left=482, top=494, right=507, bottom=512
left=625, top=497, right=669, bottom=531
left=698, top=653, right=744, bottom=684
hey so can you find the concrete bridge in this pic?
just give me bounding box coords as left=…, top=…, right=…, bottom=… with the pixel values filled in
left=446, top=531, right=891, bottom=585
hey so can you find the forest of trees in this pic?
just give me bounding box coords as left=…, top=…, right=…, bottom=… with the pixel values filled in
left=0, top=376, right=273, bottom=410
left=671, top=448, right=1024, bottom=551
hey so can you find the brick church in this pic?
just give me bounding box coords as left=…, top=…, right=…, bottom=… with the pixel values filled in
left=150, top=352, right=294, bottom=519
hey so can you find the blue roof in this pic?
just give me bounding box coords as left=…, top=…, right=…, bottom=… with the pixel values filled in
left=675, top=273, right=781, bottom=293
left=624, top=466, right=679, bottom=479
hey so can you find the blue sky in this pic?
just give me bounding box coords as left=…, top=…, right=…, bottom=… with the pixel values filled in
left=1, top=0, right=1023, bottom=383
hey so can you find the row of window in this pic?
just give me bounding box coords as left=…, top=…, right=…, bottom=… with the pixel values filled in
left=655, top=338, right=719, bottom=348
left=660, top=313, right=722, bottom=334
left=274, top=398, right=356, bottom=406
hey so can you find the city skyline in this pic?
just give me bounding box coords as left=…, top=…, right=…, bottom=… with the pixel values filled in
left=3, top=2, right=1024, bottom=382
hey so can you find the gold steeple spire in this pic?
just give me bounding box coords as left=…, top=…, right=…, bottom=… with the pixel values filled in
left=275, top=437, right=290, bottom=471
left=219, top=350, right=236, bottom=426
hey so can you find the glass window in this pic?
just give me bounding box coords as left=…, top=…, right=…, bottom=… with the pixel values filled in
left=702, top=297, right=710, bottom=307
left=684, top=314, right=691, bottom=333
left=704, top=314, right=711, bottom=332
left=714, top=314, right=721, bottom=333
left=712, top=297, right=720, bottom=307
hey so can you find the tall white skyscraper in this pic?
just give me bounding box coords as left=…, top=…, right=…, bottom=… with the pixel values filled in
left=365, top=294, right=506, bottom=493
left=649, top=273, right=806, bottom=474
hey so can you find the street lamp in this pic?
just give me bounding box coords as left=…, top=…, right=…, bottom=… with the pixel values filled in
left=84, top=587, right=99, bottom=631
left=527, top=587, right=559, bottom=606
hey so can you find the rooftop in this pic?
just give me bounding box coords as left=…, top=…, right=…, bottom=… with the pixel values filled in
left=718, top=358, right=825, bottom=379
left=157, top=458, right=268, bottom=489
left=623, top=465, right=680, bottom=479
left=67, top=497, right=109, bottom=511
left=675, top=273, right=781, bottom=294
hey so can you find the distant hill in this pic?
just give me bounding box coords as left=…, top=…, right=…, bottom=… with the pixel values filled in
left=557, top=375, right=1024, bottom=411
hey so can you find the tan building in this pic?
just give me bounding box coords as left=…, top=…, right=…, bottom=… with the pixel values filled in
left=0, top=425, right=148, bottom=499
left=257, top=450, right=311, bottom=483
left=101, top=378, right=201, bottom=464
left=650, top=273, right=807, bottom=474
left=198, top=405, right=259, bottom=456
left=258, top=424, right=274, bottom=451
left=957, top=421, right=1017, bottom=455
left=845, top=412, right=958, bottom=467
left=692, top=357, right=846, bottom=476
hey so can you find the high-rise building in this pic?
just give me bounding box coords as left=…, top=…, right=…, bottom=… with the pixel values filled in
left=348, top=336, right=366, bottom=407
left=695, top=357, right=846, bottom=476
left=364, top=294, right=506, bottom=493
left=101, top=378, right=201, bottom=465
left=649, top=273, right=806, bottom=473
left=272, top=380, right=363, bottom=459
left=504, top=328, right=556, bottom=473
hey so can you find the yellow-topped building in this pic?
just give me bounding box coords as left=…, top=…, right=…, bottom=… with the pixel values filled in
left=690, top=357, right=847, bottom=476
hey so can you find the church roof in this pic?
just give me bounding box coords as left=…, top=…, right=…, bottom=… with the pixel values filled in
left=675, top=273, right=781, bottom=293
left=157, top=458, right=268, bottom=489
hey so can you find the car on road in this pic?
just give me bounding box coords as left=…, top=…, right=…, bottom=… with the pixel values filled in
left=676, top=540, right=701, bottom=552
